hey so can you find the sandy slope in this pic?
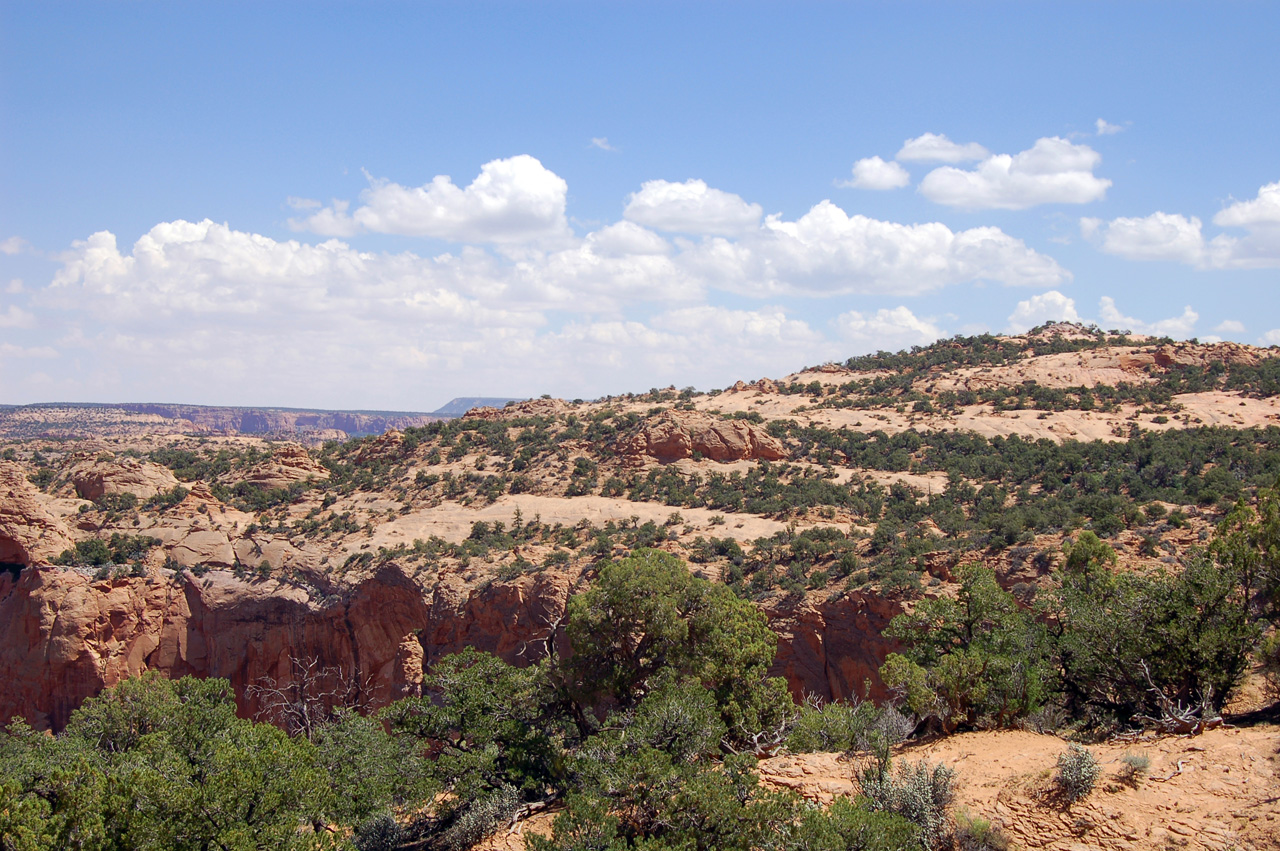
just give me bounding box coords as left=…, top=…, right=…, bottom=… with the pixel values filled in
left=759, top=726, right=1280, bottom=851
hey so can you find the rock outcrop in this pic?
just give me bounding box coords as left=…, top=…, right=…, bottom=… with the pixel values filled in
left=622, top=412, right=788, bottom=463
left=0, top=564, right=586, bottom=730
left=0, top=558, right=909, bottom=730
left=70, top=456, right=180, bottom=501
left=0, top=463, right=76, bottom=566
left=764, top=590, right=905, bottom=703
left=227, top=444, right=330, bottom=491
left=464, top=398, right=570, bottom=421
left=1119, top=341, right=1266, bottom=373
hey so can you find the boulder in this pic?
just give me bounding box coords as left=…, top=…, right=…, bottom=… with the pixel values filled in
left=70, top=457, right=180, bottom=501
left=464, top=398, right=570, bottom=422
left=230, top=443, right=329, bottom=491
left=622, top=412, right=788, bottom=463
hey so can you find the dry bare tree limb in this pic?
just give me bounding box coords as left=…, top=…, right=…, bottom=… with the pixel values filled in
left=1131, top=660, right=1222, bottom=736
left=245, top=654, right=374, bottom=739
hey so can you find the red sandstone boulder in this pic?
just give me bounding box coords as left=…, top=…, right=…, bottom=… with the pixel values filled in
left=622, top=412, right=788, bottom=463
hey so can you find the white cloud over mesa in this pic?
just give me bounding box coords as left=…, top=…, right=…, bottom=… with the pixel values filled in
left=1081, top=180, right=1280, bottom=269
left=25, top=155, right=1073, bottom=406
left=845, top=133, right=1112, bottom=210
left=1005, top=290, right=1200, bottom=339
left=918, top=137, right=1111, bottom=209
left=290, top=155, right=573, bottom=245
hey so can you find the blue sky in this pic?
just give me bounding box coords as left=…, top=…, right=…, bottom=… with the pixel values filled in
left=2, top=2, right=1278, bottom=410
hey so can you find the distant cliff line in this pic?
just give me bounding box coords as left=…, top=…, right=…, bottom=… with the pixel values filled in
left=0, top=397, right=523, bottom=440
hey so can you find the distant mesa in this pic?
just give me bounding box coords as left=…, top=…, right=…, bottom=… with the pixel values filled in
left=0, top=402, right=446, bottom=441
left=0, top=398, right=531, bottom=441
left=430, top=397, right=526, bottom=417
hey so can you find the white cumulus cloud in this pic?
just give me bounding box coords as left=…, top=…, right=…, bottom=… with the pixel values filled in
left=920, top=137, right=1111, bottom=209
left=0, top=304, right=35, bottom=328
left=1262, top=329, right=1280, bottom=346
left=1213, top=180, right=1280, bottom=228
left=1095, top=118, right=1123, bottom=136
left=623, top=179, right=763, bottom=236
left=28, top=158, right=1081, bottom=407
left=0, top=343, right=56, bottom=359
left=835, top=306, right=944, bottom=352
left=1099, top=297, right=1198, bottom=338
left=292, top=155, right=572, bottom=245
left=1006, top=290, right=1080, bottom=333
left=895, top=133, right=989, bottom=163
left=1084, top=181, right=1280, bottom=269
left=842, top=156, right=910, bottom=190
left=1214, top=320, right=1246, bottom=335
left=682, top=201, right=1069, bottom=297
left=1081, top=212, right=1206, bottom=264
left=1, top=237, right=31, bottom=256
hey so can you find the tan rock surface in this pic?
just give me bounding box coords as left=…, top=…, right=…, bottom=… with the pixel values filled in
left=465, top=398, right=570, bottom=421
left=622, top=411, right=788, bottom=463
left=758, top=727, right=1280, bottom=851
left=70, top=456, right=180, bottom=501
left=0, top=462, right=76, bottom=565
left=227, top=443, right=330, bottom=491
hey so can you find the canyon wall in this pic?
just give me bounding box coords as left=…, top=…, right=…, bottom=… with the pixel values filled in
left=0, top=565, right=899, bottom=730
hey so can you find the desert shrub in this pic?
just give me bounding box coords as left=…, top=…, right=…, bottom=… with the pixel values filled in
left=1051, top=552, right=1257, bottom=724
left=1054, top=744, right=1099, bottom=802
left=0, top=674, right=335, bottom=850
left=786, top=698, right=880, bottom=753
left=144, top=484, right=189, bottom=511
left=52, top=538, right=112, bottom=567
left=353, top=812, right=403, bottom=851
left=1261, top=633, right=1280, bottom=702
left=565, top=548, right=794, bottom=746
left=52, top=534, right=159, bottom=568
left=383, top=649, right=559, bottom=816
left=1118, top=751, right=1151, bottom=785
left=860, top=753, right=955, bottom=849
left=954, top=809, right=1010, bottom=851
left=434, top=784, right=522, bottom=851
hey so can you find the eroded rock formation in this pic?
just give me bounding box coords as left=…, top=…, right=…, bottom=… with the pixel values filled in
left=0, top=564, right=585, bottom=730
left=0, top=463, right=76, bottom=566
left=0, top=560, right=906, bottom=730
left=227, top=444, right=331, bottom=492
left=70, top=456, right=180, bottom=501
left=622, top=412, right=788, bottom=463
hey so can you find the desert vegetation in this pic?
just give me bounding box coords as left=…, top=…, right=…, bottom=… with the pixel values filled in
left=3, top=327, right=1280, bottom=848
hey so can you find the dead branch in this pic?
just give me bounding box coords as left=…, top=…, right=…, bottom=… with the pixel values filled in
left=1131, top=660, right=1222, bottom=736
left=245, top=655, right=375, bottom=739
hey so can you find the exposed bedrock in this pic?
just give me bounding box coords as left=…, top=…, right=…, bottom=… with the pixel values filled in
left=0, top=564, right=900, bottom=730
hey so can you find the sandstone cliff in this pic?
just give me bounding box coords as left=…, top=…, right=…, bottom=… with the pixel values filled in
left=0, top=463, right=75, bottom=566
left=0, top=564, right=588, bottom=730
left=622, top=411, right=788, bottom=463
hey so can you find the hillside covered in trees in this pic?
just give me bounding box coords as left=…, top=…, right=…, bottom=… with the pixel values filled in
left=2, top=324, right=1280, bottom=849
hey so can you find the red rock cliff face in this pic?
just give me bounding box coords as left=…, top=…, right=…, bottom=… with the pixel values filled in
left=0, top=564, right=578, bottom=730
left=764, top=591, right=906, bottom=703
left=0, top=563, right=900, bottom=730
left=622, top=412, right=789, bottom=463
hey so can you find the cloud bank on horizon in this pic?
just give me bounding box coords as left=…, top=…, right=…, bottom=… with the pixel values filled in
left=5, top=144, right=1280, bottom=409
